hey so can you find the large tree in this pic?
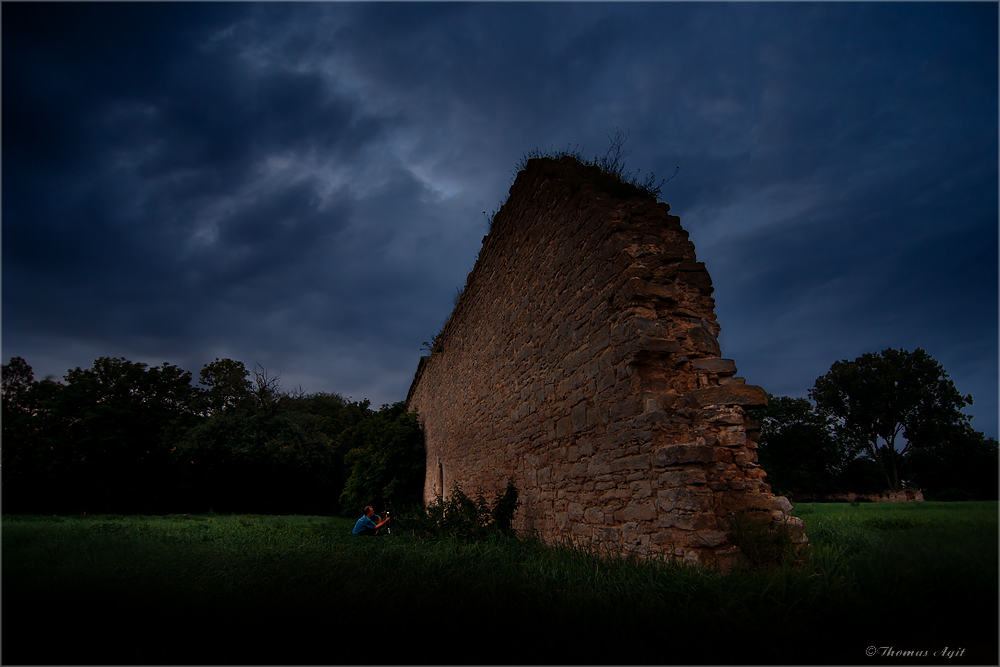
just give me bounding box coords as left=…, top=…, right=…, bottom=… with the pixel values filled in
left=197, top=358, right=252, bottom=414
left=2, top=356, right=35, bottom=412
left=55, top=357, right=202, bottom=512
left=810, top=348, right=973, bottom=491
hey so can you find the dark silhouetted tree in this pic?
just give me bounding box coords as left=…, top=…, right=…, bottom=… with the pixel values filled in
left=174, top=372, right=374, bottom=514
left=2, top=356, right=34, bottom=412
left=810, top=348, right=974, bottom=491
left=2, top=358, right=66, bottom=510
left=903, top=422, right=998, bottom=500
left=751, top=394, right=844, bottom=498
left=57, top=357, right=202, bottom=512
left=174, top=409, right=340, bottom=514
left=198, top=358, right=252, bottom=414
left=3, top=356, right=202, bottom=512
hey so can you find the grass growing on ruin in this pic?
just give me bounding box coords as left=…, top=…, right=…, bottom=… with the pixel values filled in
left=512, top=128, right=678, bottom=202
left=479, top=129, right=678, bottom=238
left=4, top=502, right=997, bottom=665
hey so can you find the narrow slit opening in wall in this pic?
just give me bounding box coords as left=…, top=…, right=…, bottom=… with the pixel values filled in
left=438, top=461, right=444, bottom=497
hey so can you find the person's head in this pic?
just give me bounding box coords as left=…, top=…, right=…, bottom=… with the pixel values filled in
left=364, top=506, right=374, bottom=518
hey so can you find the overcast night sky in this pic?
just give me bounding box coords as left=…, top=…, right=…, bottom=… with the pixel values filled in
left=2, top=2, right=997, bottom=439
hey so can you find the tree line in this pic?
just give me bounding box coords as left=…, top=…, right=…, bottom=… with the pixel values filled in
left=1, top=356, right=426, bottom=515
left=3, top=346, right=995, bottom=515
left=752, top=347, right=998, bottom=502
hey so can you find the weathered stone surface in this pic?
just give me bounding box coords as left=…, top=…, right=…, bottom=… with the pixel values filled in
left=658, top=468, right=708, bottom=486
left=656, top=488, right=712, bottom=512
left=406, top=155, right=802, bottom=567
left=690, top=358, right=738, bottom=375
left=772, top=496, right=794, bottom=515
left=703, top=407, right=746, bottom=426
left=653, top=442, right=714, bottom=467
left=686, top=325, right=722, bottom=355
left=691, top=531, right=729, bottom=547
left=688, top=384, right=769, bottom=408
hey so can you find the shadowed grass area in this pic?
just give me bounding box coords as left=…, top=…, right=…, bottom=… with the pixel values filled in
left=3, top=503, right=996, bottom=665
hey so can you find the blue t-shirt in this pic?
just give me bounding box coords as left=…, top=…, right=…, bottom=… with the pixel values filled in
left=352, top=515, right=377, bottom=535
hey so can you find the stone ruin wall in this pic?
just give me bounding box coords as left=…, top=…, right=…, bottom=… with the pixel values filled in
left=407, top=156, right=805, bottom=567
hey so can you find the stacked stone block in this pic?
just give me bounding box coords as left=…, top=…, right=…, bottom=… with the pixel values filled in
left=407, top=156, right=805, bottom=566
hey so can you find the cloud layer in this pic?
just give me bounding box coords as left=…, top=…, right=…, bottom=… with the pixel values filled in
left=3, top=3, right=996, bottom=436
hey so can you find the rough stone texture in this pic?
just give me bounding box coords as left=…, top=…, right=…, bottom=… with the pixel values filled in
left=406, top=156, right=805, bottom=566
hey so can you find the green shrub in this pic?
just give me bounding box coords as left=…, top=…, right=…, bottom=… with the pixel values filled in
left=490, top=480, right=520, bottom=532
left=726, top=511, right=799, bottom=569
left=403, top=482, right=519, bottom=541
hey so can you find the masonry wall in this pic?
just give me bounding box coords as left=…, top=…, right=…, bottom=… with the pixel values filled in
left=407, top=156, right=804, bottom=566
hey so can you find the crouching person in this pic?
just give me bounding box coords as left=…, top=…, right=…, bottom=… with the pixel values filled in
left=352, top=506, right=390, bottom=536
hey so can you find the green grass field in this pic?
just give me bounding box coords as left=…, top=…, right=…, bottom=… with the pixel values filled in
left=3, top=502, right=997, bottom=665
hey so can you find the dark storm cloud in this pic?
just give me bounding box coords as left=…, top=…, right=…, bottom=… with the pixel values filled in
left=4, top=3, right=392, bottom=354
left=3, top=4, right=243, bottom=169
left=3, top=3, right=996, bottom=436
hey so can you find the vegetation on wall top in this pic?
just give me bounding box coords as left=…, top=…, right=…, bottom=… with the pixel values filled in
left=514, top=127, right=678, bottom=199
left=434, top=130, right=678, bottom=357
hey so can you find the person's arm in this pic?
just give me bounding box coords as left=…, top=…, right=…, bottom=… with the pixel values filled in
left=375, top=515, right=390, bottom=530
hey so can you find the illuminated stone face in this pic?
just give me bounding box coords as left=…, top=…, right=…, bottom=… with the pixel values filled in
left=407, top=156, right=804, bottom=567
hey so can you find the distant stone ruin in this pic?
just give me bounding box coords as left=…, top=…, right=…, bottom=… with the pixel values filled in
left=407, top=155, right=805, bottom=567
left=797, top=489, right=924, bottom=503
